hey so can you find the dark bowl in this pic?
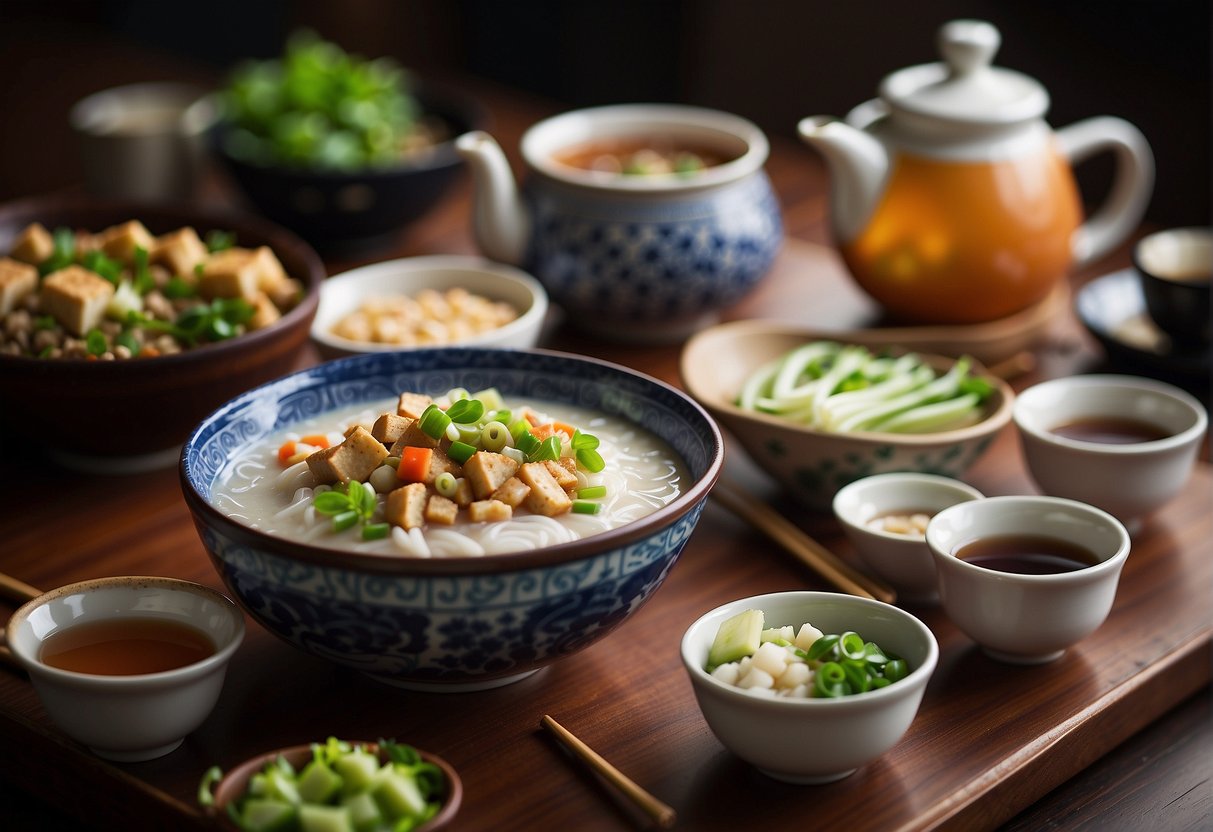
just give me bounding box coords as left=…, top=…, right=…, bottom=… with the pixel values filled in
left=206, top=741, right=462, bottom=832
left=214, top=83, right=484, bottom=253
left=1132, top=227, right=1212, bottom=349
left=0, top=195, right=323, bottom=469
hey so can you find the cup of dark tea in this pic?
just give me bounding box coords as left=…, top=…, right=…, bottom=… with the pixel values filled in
left=1133, top=227, right=1212, bottom=348
left=1012, top=374, right=1208, bottom=532
left=4, top=576, right=244, bottom=761
left=925, top=496, right=1130, bottom=664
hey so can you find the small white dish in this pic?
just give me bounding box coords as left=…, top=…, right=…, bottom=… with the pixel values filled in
left=5, top=576, right=244, bottom=761
left=926, top=496, right=1130, bottom=664
left=1013, top=374, right=1208, bottom=532
left=833, top=473, right=984, bottom=603
left=680, top=591, right=938, bottom=784
left=311, top=255, right=549, bottom=360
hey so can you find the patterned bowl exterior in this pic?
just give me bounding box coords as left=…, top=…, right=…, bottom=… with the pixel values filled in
left=526, top=173, right=782, bottom=331
left=181, top=348, right=723, bottom=689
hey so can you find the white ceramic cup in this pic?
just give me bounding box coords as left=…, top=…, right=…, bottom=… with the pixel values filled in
left=926, top=496, right=1131, bottom=664
left=5, top=576, right=244, bottom=761
left=1012, top=374, right=1208, bottom=532
left=70, top=82, right=217, bottom=200
left=833, top=473, right=985, bottom=603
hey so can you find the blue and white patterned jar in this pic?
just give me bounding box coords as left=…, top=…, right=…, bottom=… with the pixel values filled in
left=459, top=105, right=783, bottom=341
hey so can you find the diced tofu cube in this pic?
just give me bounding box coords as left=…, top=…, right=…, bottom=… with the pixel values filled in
left=305, top=426, right=389, bottom=484
left=249, top=245, right=289, bottom=291
left=463, top=452, right=520, bottom=500
left=542, top=458, right=578, bottom=490
left=385, top=482, right=428, bottom=530
left=389, top=419, right=441, bottom=453
left=490, top=476, right=531, bottom=508
left=518, top=462, right=573, bottom=516
left=41, top=265, right=115, bottom=336
left=267, top=277, right=301, bottom=312
left=0, top=258, right=38, bottom=315
left=197, top=248, right=260, bottom=301
left=451, top=477, right=474, bottom=507
left=9, top=223, right=53, bottom=265
left=371, top=413, right=412, bottom=446
left=396, top=392, right=433, bottom=420
left=776, top=661, right=812, bottom=690
left=151, top=226, right=207, bottom=277
left=424, top=494, right=459, bottom=525
left=98, top=220, right=155, bottom=264
left=468, top=499, right=512, bottom=523
left=751, top=641, right=789, bottom=677
left=425, top=448, right=462, bottom=484
left=794, top=623, right=824, bottom=652
left=246, top=291, right=281, bottom=330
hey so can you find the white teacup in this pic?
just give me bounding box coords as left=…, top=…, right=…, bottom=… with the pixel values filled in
left=5, top=576, right=244, bottom=761
left=926, top=496, right=1130, bottom=664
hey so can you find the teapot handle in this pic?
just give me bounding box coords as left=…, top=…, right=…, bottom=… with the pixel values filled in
left=1056, top=117, right=1154, bottom=267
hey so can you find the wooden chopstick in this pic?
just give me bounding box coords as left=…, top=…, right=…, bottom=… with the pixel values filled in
left=0, top=572, right=41, bottom=605
left=540, top=714, right=676, bottom=829
left=711, top=478, right=897, bottom=605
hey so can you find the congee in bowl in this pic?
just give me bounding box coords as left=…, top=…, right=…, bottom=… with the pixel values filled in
left=181, top=347, right=723, bottom=689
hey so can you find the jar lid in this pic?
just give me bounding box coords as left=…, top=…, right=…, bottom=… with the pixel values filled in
left=879, top=20, right=1048, bottom=125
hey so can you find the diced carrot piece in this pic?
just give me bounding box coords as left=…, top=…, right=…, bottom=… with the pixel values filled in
left=396, top=446, right=434, bottom=483
left=552, top=421, right=576, bottom=439
left=530, top=423, right=556, bottom=441
left=277, top=440, right=297, bottom=466
left=301, top=433, right=331, bottom=449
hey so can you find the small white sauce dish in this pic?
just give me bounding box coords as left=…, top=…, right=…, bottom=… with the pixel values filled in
left=680, top=591, right=938, bottom=784
left=833, top=473, right=985, bottom=604
left=5, top=576, right=244, bottom=762
left=925, top=496, right=1130, bottom=665
left=310, top=255, right=549, bottom=360
left=1012, top=374, right=1207, bottom=532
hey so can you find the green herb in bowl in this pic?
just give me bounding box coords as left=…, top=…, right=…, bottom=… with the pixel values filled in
left=199, top=737, right=460, bottom=832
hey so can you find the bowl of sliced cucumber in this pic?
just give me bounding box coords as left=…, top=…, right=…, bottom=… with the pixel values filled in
left=681, top=320, right=1014, bottom=510
left=200, top=737, right=462, bottom=832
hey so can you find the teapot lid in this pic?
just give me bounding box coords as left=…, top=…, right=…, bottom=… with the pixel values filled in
left=880, top=20, right=1048, bottom=125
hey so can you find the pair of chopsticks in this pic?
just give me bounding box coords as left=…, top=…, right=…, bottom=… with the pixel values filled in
left=711, top=478, right=897, bottom=604
left=541, top=714, right=676, bottom=829
left=0, top=571, right=42, bottom=671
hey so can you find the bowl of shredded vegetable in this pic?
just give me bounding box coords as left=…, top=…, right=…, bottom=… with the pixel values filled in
left=680, top=319, right=1014, bottom=509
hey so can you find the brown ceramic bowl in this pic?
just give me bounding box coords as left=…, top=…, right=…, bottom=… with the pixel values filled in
left=0, top=195, right=323, bottom=470
left=206, top=741, right=462, bottom=831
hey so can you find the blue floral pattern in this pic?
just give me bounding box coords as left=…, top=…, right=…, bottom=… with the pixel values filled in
left=183, top=349, right=722, bottom=688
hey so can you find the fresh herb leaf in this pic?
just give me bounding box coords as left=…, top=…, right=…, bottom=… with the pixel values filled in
left=205, top=229, right=236, bottom=252
left=85, top=329, right=107, bottom=356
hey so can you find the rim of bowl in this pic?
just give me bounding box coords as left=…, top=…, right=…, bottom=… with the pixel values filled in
left=208, top=741, right=462, bottom=831
left=1132, top=226, right=1213, bottom=287
left=180, top=346, right=725, bottom=575
left=213, top=81, right=485, bottom=177
left=680, top=590, right=939, bottom=707
left=310, top=256, right=549, bottom=353
left=833, top=473, right=985, bottom=540
left=0, top=195, right=323, bottom=372
left=6, top=576, right=245, bottom=685
left=925, top=495, right=1132, bottom=583
left=521, top=103, right=769, bottom=193
left=1013, top=374, right=1209, bottom=454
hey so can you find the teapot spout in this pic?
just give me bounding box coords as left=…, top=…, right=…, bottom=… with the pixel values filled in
left=797, top=117, right=889, bottom=243
left=454, top=131, right=531, bottom=266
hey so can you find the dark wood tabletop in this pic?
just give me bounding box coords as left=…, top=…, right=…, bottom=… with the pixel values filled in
left=0, top=27, right=1209, bottom=832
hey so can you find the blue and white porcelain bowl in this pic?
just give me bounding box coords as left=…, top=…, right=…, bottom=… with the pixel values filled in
left=180, top=348, right=723, bottom=691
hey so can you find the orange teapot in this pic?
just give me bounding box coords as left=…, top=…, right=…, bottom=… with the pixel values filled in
left=799, top=19, right=1154, bottom=324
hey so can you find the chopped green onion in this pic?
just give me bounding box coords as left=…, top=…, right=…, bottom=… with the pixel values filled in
left=572, top=430, right=599, bottom=451
left=502, top=446, right=526, bottom=464
left=838, top=631, right=867, bottom=662
left=484, top=408, right=511, bottom=425
left=576, top=448, right=605, bottom=473
left=884, top=659, right=908, bottom=683
left=164, top=276, right=197, bottom=299
left=447, top=441, right=476, bottom=465
left=33, top=315, right=56, bottom=330
left=446, top=398, right=484, bottom=424
left=38, top=227, right=76, bottom=275
left=445, top=387, right=470, bottom=403
left=361, top=522, right=390, bottom=541
left=480, top=421, right=510, bottom=452
left=114, top=331, right=140, bottom=356
left=528, top=436, right=561, bottom=462
left=133, top=245, right=154, bottom=294
left=472, top=387, right=504, bottom=411
left=508, top=419, right=532, bottom=440
left=814, top=662, right=850, bottom=698
left=434, top=472, right=458, bottom=498
left=418, top=404, right=451, bottom=439
left=449, top=422, right=480, bottom=444
left=571, top=500, right=602, bottom=515
left=576, top=485, right=607, bottom=499
left=332, top=510, right=359, bottom=532
left=515, top=432, right=541, bottom=456
left=85, top=329, right=107, bottom=356
left=205, top=229, right=236, bottom=252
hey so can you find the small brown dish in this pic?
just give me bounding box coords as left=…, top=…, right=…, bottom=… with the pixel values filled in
left=205, top=741, right=462, bottom=831
left=0, top=195, right=323, bottom=471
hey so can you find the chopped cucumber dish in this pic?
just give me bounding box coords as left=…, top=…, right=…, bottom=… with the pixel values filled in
left=199, top=737, right=448, bottom=832
left=736, top=341, right=994, bottom=434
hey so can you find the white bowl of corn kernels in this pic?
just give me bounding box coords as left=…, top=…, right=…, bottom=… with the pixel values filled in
left=311, top=255, right=549, bottom=360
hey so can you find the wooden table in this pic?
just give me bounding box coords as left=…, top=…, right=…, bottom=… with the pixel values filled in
left=1, top=74, right=1210, bottom=831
